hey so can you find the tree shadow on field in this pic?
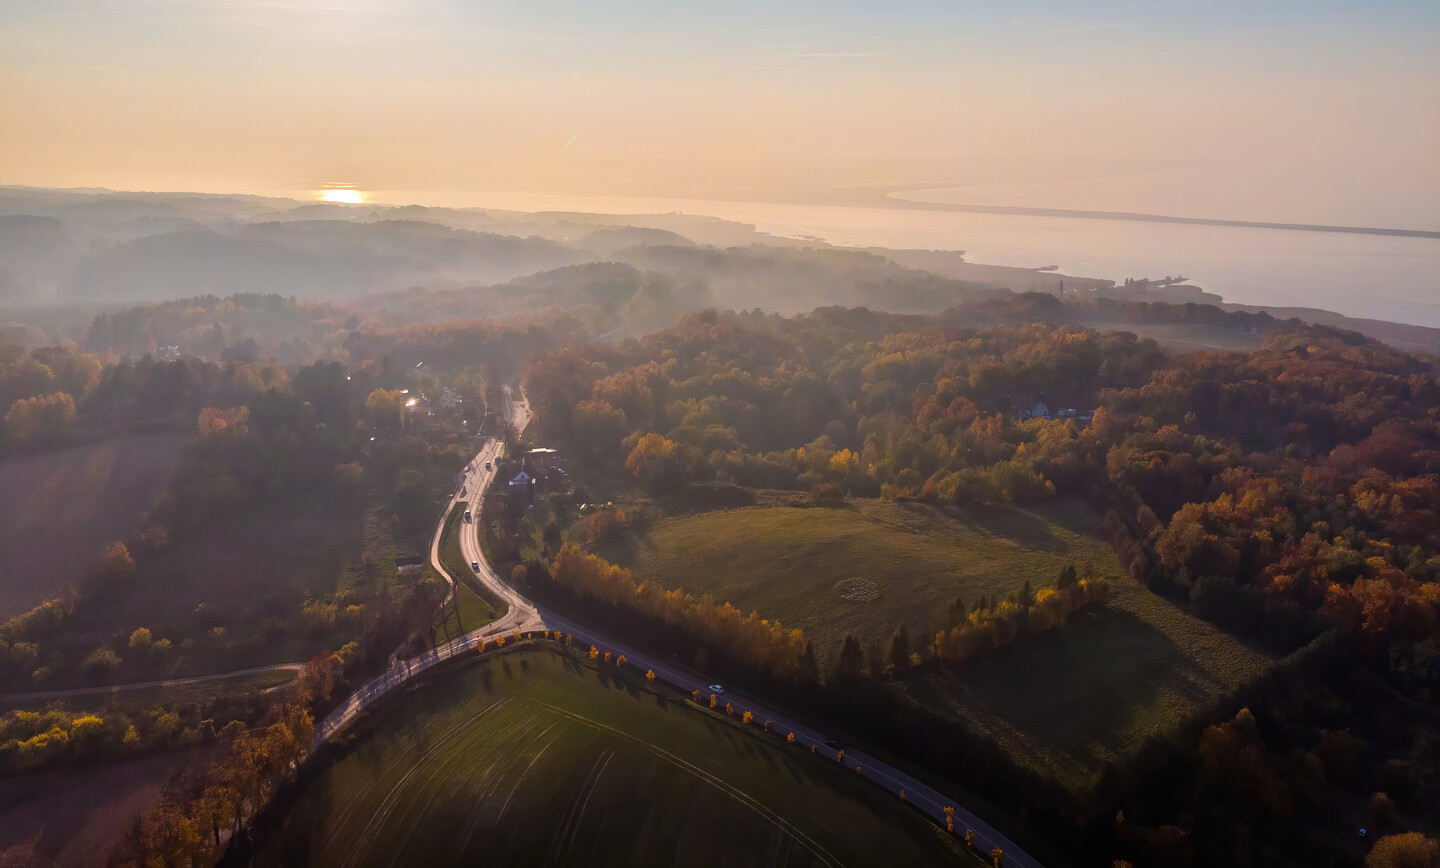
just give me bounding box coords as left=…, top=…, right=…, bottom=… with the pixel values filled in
left=500, top=658, right=514, bottom=680
left=479, top=667, right=495, bottom=694
left=937, top=605, right=1220, bottom=773
left=784, top=755, right=814, bottom=787
left=557, top=652, right=585, bottom=676
left=653, top=692, right=669, bottom=712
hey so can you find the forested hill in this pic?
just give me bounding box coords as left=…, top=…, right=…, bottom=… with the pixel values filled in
left=521, top=306, right=1440, bottom=865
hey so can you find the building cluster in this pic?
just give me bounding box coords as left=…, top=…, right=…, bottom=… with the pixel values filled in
left=1008, top=396, right=1093, bottom=424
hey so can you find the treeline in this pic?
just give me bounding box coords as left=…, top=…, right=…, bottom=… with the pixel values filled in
left=933, top=571, right=1110, bottom=664
left=83, top=293, right=355, bottom=362
left=549, top=543, right=809, bottom=677
left=340, top=312, right=591, bottom=382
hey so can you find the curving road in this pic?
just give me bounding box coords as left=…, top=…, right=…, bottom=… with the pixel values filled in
left=314, top=387, right=1042, bottom=868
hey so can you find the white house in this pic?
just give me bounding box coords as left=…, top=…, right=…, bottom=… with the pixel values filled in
left=508, top=471, right=533, bottom=489
left=440, top=389, right=462, bottom=409
left=1021, top=400, right=1050, bottom=419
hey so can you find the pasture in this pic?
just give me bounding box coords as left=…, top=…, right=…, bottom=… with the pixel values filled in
left=257, top=648, right=972, bottom=868
left=613, top=497, right=1277, bottom=796
left=614, top=497, right=1120, bottom=657
left=0, top=433, right=183, bottom=616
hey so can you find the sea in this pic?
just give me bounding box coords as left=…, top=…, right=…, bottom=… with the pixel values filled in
left=343, top=188, right=1440, bottom=329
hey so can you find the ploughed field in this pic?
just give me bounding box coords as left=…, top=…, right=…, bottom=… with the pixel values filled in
left=0, top=432, right=182, bottom=615
left=257, top=648, right=970, bottom=868
left=615, top=497, right=1276, bottom=796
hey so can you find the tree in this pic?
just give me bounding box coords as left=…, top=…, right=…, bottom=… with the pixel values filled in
left=129, top=627, right=153, bottom=650
left=1366, top=833, right=1440, bottom=868
left=197, top=406, right=250, bottom=438
left=625, top=433, right=682, bottom=493
left=104, top=542, right=136, bottom=580
left=4, top=391, right=75, bottom=443
left=889, top=626, right=912, bottom=670
left=365, top=389, right=405, bottom=431
left=836, top=634, right=864, bottom=681
left=646, top=669, right=656, bottom=682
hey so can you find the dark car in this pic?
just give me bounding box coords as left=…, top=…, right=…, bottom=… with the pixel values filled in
left=471, top=561, right=480, bottom=572
left=825, top=738, right=843, bottom=749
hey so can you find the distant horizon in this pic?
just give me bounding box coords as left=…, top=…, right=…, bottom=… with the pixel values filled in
left=5, top=181, right=1438, bottom=328
left=7, top=182, right=1438, bottom=240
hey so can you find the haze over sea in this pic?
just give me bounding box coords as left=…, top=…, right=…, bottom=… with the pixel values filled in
left=327, top=187, right=1440, bottom=329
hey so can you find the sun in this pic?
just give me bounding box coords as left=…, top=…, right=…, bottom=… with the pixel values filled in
left=317, top=186, right=366, bottom=204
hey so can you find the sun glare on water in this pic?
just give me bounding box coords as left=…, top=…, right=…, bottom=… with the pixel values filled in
left=317, top=185, right=366, bottom=204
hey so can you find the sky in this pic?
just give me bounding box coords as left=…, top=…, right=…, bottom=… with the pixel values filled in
left=2, top=0, right=1438, bottom=228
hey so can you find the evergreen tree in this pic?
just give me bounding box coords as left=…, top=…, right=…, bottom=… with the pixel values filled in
left=836, top=634, right=864, bottom=681
left=889, top=626, right=912, bottom=670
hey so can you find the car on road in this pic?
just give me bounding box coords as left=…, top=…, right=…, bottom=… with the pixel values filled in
left=485, top=461, right=491, bottom=470
left=825, top=737, right=843, bottom=749
left=471, top=561, right=480, bottom=572
left=708, top=684, right=724, bottom=694
left=463, top=509, right=471, bottom=522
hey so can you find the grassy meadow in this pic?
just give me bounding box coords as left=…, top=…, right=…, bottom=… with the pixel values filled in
left=258, top=648, right=974, bottom=868
left=612, top=497, right=1119, bottom=656
left=0, top=432, right=183, bottom=616
left=610, top=496, right=1277, bottom=796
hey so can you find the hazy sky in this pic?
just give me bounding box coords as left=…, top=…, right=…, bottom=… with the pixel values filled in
left=2, top=0, right=1437, bottom=227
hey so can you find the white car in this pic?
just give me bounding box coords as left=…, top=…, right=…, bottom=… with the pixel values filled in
left=708, top=684, right=724, bottom=694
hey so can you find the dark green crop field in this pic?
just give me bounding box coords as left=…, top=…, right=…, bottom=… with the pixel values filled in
left=258, top=648, right=973, bottom=868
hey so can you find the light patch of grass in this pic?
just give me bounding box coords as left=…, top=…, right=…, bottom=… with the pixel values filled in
left=613, top=497, right=1119, bottom=656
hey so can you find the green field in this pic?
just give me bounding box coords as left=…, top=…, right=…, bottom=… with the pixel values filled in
left=612, top=497, right=1276, bottom=795
left=899, top=578, right=1275, bottom=794
left=613, top=497, right=1121, bottom=656
left=435, top=503, right=506, bottom=639
left=259, top=648, right=973, bottom=868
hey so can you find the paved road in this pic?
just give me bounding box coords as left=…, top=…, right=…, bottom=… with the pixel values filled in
left=315, top=387, right=1042, bottom=867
